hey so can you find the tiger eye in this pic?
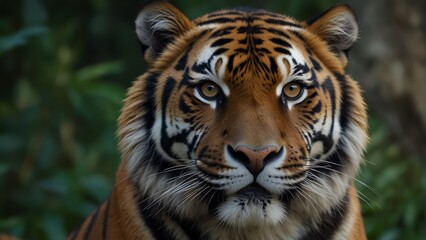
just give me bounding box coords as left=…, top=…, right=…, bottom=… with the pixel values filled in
left=283, top=82, right=303, bottom=100
left=200, top=82, right=220, bottom=99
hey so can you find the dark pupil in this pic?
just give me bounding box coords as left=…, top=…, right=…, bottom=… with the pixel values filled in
left=290, top=84, right=298, bottom=91
left=207, top=85, right=215, bottom=92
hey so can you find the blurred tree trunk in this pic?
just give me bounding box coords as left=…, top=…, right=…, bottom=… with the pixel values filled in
left=348, top=0, right=426, bottom=158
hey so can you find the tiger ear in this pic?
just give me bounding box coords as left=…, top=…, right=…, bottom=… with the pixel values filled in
left=135, top=1, right=194, bottom=64
left=307, top=5, right=358, bottom=66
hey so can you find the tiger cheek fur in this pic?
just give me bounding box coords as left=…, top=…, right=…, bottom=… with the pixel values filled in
left=69, top=2, right=368, bottom=240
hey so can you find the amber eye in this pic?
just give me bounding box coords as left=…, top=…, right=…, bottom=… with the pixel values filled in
left=198, top=82, right=220, bottom=100
left=283, top=82, right=304, bottom=100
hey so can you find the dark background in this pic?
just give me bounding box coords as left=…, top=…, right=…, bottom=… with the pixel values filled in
left=0, top=0, right=424, bottom=239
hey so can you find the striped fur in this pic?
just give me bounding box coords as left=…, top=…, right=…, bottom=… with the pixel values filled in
left=70, top=1, right=368, bottom=239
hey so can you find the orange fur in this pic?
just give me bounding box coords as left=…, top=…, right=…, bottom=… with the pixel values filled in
left=70, top=2, right=368, bottom=239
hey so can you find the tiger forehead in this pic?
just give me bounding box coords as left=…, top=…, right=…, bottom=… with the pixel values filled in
left=194, top=8, right=303, bottom=28
left=195, top=9, right=304, bottom=44
left=183, top=9, right=315, bottom=92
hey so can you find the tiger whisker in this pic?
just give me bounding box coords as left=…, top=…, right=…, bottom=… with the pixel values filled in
left=308, top=168, right=379, bottom=210
left=307, top=164, right=382, bottom=201
left=142, top=179, right=199, bottom=212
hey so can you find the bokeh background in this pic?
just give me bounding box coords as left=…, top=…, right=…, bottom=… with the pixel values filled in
left=1, top=0, right=425, bottom=239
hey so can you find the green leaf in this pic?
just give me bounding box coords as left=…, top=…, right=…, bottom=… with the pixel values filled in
left=0, top=134, right=22, bottom=153
left=379, top=229, right=400, bottom=240
left=81, top=175, right=111, bottom=202
left=86, top=84, right=125, bottom=104
left=74, top=61, right=124, bottom=83
left=38, top=174, right=69, bottom=196
left=66, top=87, right=92, bottom=120
left=0, top=164, right=11, bottom=177
left=0, top=217, right=24, bottom=237
left=42, top=214, right=66, bottom=240
left=0, top=26, right=47, bottom=54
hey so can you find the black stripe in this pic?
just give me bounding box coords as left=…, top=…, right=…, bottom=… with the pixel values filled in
left=197, top=166, right=229, bottom=180
left=213, top=47, right=228, bottom=56
left=175, top=48, right=191, bottom=71
left=301, top=189, right=349, bottom=240
left=174, top=30, right=209, bottom=71
left=210, top=26, right=235, bottom=38
left=102, top=200, right=110, bottom=240
left=274, top=47, right=290, bottom=55
left=270, top=37, right=291, bottom=48
left=302, top=114, right=314, bottom=121
left=294, top=63, right=310, bottom=75
left=70, top=212, right=89, bottom=240
left=207, top=189, right=227, bottom=216
left=191, top=60, right=210, bottom=74
left=143, top=72, right=159, bottom=131
left=171, top=217, right=204, bottom=240
left=309, top=57, right=322, bottom=72
left=313, top=132, right=334, bottom=156
left=321, top=77, right=336, bottom=138
left=138, top=195, right=177, bottom=240
left=264, top=18, right=302, bottom=28
left=178, top=67, right=192, bottom=89
left=161, top=77, right=176, bottom=117
left=84, top=208, right=99, bottom=240
left=179, top=94, right=192, bottom=114
left=290, top=30, right=305, bottom=42
left=313, top=73, right=351, bottom=173
left=311, top=101, right=322, bottom=113
left=237, top=25, right=263, bottom=34
left=69, top=227, right=79, bottom=240
left=334, top=72, right=350, bottom=129
left=269, top=56, right=278, bottom=73
left=160, top=77, right=178, bottom=159
left=256, top=47, right=271, bottom=54
left=197, top=17, right=235, bottom=25
left=311, top=144, right=345, bottom=175
left=211, top=38, right=233, bottom=47
left=265, top=27, right=290, bottom=39
left=271, top=171, right=306, bottom=180
left=279, top=187, right=297, bottom=206
left=226, top=54, right=236, bottom=72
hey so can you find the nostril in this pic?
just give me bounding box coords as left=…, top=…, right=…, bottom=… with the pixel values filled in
left=264, top=147, right=283, bottom=165
left=227, top=145, right=250, bottom=166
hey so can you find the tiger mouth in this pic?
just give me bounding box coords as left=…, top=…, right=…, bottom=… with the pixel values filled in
left=236, top=182, right=271, bottom=199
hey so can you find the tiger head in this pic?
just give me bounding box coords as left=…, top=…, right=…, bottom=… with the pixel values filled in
left=118, top=1, right=368, bottom=229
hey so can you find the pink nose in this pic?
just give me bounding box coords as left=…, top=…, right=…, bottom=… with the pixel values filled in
left=233, top=145, right=279, bottom=176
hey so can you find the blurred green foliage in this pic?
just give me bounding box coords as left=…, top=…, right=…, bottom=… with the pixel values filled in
left=358, top=118, right=425, bottom=240
left=0, top=0, right=424, bottom=239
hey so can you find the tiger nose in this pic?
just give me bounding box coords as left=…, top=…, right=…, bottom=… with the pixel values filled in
left=228, top=145, right=281, bottom=176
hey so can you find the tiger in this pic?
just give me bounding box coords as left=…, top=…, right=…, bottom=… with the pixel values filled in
left=69, top=1, right=368, bottom=239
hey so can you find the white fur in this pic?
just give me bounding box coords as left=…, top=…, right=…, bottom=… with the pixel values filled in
left=275, top=48, right=313, bottom=110
left=191, top=47, right=230, bottom=95
left=122, top=121, right=149, bottom=174
left=294, top=121, right=366, bottom=219
left=324, top=11, right=358, bottom=50
left=135, top=8, right=180, bottom=47
left=216, top=196, right=286, bottom=226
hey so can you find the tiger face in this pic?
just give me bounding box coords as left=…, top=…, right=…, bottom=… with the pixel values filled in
left=119, top=1, right=368, bottom=231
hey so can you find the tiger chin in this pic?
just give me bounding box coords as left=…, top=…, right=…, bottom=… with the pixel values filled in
left=70, top=1, right=368, bottom=240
